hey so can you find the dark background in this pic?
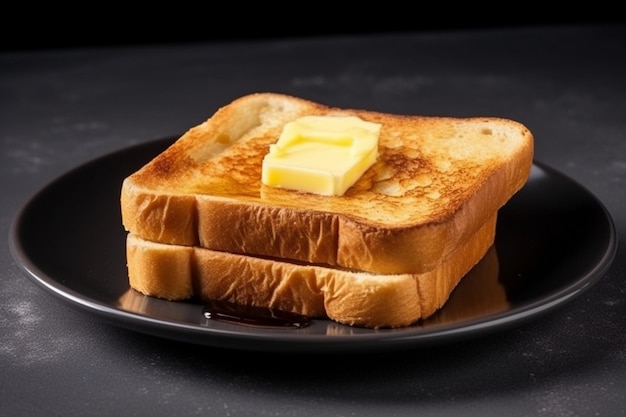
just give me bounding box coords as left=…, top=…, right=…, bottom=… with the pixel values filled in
left=3, top=6, right=624, bottom=52
left=2, top=18, right=625, bottom=417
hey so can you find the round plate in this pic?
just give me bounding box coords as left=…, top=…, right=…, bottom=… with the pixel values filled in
left=9, top=138, right=618, bottom=353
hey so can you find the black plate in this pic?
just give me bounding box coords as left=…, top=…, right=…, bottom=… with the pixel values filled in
left=9, top=138, right=617, bottom=353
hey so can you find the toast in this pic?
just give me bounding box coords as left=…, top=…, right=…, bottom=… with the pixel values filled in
left=121, top=93, right=534, bottom=275
left=120, top=92, right=533, bottom=328
left=125, top=214, right=496, bottom=329
left=119, top=243, right=507, bottom=330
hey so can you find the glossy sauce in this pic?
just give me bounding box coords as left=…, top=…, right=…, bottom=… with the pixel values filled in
left=202, top=299, right=312, bottom=329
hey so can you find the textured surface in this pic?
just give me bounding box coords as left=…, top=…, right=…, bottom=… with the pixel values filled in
left=2, top=25, right=625, bottom=417
left=121, top=92, right=532, bottom=273
left=125, top=213, right=496, bottom=328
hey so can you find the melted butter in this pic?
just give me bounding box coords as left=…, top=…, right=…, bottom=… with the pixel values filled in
left=261, top=115, right=381, bottom=196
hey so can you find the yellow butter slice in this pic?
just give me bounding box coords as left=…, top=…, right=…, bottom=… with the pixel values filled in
left=262, top=115, right=381, bottom=196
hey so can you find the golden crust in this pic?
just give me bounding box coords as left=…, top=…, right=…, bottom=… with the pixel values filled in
left=120, top=93, right=533, bottom=274
left=126, top=215, right=497, bottom=329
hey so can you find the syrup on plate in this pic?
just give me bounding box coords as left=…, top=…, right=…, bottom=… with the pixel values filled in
left=202, top=299, right=311, bottom=329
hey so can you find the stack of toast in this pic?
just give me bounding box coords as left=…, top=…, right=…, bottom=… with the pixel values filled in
left=120, top=92, right=534, bottom=328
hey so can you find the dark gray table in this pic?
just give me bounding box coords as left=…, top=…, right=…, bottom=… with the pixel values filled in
left=2, top=24, right=625, bottom=417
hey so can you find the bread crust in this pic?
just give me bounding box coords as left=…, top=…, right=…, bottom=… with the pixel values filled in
left=126, top=215, right=497, bottom=329
left=121, top=93, right=533, bottom=274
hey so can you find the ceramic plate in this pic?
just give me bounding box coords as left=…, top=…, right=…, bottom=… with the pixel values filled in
left=9, top=138, right=617, bottom=353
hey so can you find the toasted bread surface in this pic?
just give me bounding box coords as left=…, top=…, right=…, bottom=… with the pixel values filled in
left=125, top=214, right=496, bottom=329
left=121, top=92, right=533, bottom=274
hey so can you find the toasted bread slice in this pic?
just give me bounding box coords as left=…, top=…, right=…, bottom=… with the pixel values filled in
left=121, top=92, right=533, bottom=274
left=125, top=214, right=496, bottom=329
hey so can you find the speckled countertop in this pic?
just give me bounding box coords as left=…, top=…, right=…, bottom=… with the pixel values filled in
left=1, top=24, right=625, bottom=417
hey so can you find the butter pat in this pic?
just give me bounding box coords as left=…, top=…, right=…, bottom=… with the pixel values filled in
left=262, top=115, right=381, bottom=196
